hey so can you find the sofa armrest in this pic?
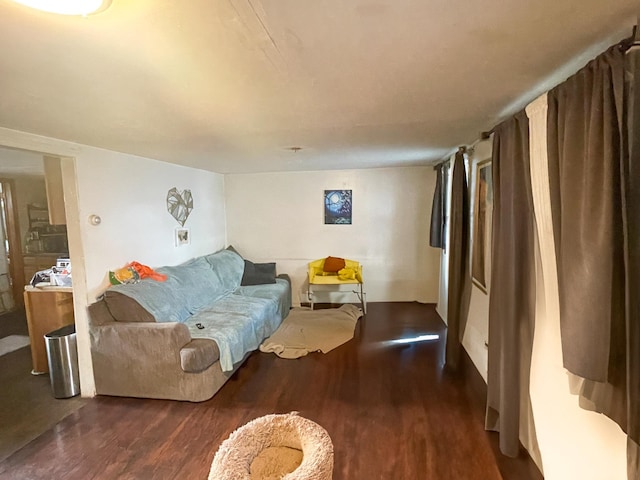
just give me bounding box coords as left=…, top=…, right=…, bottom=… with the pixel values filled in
left=90, top=320, right=197, bottom=397
left=277, top=273, right=291, bottom=286
left=90, top=321, right=192, bottom=382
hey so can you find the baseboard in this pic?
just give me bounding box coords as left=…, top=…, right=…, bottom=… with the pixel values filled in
left=299, top=302, right=350, bottom=309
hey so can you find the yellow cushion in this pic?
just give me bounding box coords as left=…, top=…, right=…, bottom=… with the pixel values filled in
left=338, top=268, right=356, bottom=281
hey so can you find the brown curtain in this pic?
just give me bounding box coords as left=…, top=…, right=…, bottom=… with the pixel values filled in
left=445, top=149, right=471, bottom=369
left=485, top=111, right=537, bottom=457
left=547, top=42, right=640, bottom=479
left=624, top=37, right=640, bottom=480
left=430, top=163, right=446, bottom=248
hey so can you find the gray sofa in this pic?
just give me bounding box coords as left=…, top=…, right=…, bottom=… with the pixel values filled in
left=88, top=249, right=291, bottom=402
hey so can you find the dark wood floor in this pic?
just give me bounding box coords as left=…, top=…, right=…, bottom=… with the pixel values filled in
left=0, top=302, right=543, bottom=480
left=0, top=309, right=29, bottom=337
left=0, top=309, right=86, bottom=462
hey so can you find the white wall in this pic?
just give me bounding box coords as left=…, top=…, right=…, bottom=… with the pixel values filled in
left=225, top=167, right=441, bottom=306
left=0, top=126, right=227, bottom=397
left=73, top=151, right=226, bottom=301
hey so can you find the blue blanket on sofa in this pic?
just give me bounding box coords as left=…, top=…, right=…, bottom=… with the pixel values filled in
left=186, top=280, right=289, bottom=372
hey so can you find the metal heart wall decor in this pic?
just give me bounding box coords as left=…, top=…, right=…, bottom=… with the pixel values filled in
left=166, top=187, right=193, bottom=226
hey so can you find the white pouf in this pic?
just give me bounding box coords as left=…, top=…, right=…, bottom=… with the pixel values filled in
left=209, top=412, right=334, bottom=480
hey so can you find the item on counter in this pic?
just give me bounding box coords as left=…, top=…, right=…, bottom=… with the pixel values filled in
left=30, top=264, right=72, bottom=288
left=56, top=258, right=71, bottom=269
left=50, top=265, right=72, bottom=287
left=30, top=269, right=51, bottom=286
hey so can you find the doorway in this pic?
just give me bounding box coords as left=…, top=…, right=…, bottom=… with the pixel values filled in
left=0, top=179, right=25, bottom=311
left=0, top=149, right=84, bottom=462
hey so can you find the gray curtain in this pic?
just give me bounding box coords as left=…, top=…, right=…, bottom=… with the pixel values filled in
left=485, top=110, right=537, bottom=458
left=547, top=45, right=626, bottom=383
left=547, top=41, right=640, bottom=479
left=430, top=163, right=446, bottom=248
left=445, top=149, right=471, bottom=370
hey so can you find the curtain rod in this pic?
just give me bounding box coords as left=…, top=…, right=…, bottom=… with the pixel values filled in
left=623, top=22, right=640, bottom=51
left=479, top=22, right=639, bottom=141
left=432, top=146, right=467, bottom=169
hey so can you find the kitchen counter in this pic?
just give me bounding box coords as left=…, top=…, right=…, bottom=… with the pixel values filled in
left=23, top=285, right=74, bottom=375
left=25, top=284, right=73, bottom=293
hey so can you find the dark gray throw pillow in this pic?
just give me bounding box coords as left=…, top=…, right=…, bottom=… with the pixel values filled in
left=226, top=245, right=243, bottom=258
left=241, top=260, right=276, bottom=286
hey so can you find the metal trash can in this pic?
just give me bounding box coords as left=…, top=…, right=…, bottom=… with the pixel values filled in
left=44, top=324, right=80, bottom=398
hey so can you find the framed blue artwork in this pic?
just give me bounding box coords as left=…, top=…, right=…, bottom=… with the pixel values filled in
left=324, top=190, right=352, bottom=224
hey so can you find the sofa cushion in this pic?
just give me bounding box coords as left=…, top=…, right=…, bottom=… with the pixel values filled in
left=88, top=298, right=118, bottom=326
left=180, top=338, right=220, bottom=373
left=158, top=256, right=230, bottom=313
left=235, top=277, right=291, bottom=321
left=103, top=291, right=155, bottom=323
left=241, top=260, right=276, bottom=286
left=204, top=249, right=245, bottom=293
left=187, top=293, right=282, bottom=372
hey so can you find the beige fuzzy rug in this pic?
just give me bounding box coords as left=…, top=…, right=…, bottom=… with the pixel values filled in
left=209, top=412, right=334, bottom=480
left=259, top=305, right=363, bottom=359
left=250, top=446, right=303, bottom=479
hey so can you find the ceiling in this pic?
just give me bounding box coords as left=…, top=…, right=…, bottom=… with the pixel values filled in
left=0, top=1, right=637, bottom=174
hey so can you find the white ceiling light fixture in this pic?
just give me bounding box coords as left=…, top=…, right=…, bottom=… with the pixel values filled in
left=10, top=0, right=112, bottom=16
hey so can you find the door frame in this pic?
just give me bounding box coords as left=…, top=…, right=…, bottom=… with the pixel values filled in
left=0, top=178, right=25, bottom=307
